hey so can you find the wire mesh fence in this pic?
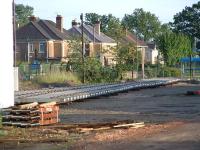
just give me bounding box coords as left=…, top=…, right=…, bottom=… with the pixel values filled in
left=18, top=63, right=69, bottom=81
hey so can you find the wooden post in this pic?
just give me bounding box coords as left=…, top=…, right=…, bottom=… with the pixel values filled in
left=80, top=13, right=85, bottom=83
left=189, top=55, right=192, bottom=80
left=142, top=48, right=145, bottom=79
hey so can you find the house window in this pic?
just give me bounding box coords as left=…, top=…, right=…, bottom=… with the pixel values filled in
left=39, top=42, right=46, bottom=53
left=28, top=43, right=34, bottom=53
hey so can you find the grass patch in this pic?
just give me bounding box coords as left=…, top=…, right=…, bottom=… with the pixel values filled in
left=19, top=80, right=42, bottom=90
left=0, top=113, right=2, bottom=128
left=0, top=113, right=8, bottom=137
left=34, top=71, right=81, bottom=86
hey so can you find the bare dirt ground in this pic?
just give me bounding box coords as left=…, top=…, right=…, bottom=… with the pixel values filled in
left=60, top=83, right=200, bottom=123
left=1, top=121, right=200, bottom=150
left=1, top=83, right=200, bottom=150
left=69, top=122, right=200, bottom=150
left=0, top=126, right=81, bottom=150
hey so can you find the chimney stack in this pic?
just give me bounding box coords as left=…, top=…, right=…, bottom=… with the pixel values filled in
left=94, top=19, right=101, bottom=35
left=72, top=19, right=78, bottom=27
left=29, top=15, right=36, bottom=22
left=56, top=15, right=63, bottom=32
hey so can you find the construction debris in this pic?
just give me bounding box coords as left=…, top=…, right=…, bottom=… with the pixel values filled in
left=113, top=122, right=145, bottom=128
left=186, top=90, right=200, bottom=95
left=18, top=102, right=39, bottom=109
left=2, top=102, right=59, bottom=127
left=50, top=121, right=145, bottom=133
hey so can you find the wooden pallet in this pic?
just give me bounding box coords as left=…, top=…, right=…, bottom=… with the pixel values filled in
left=2, top=102, right=60, bottom=127
left=39, top=105, right=59, bottom=125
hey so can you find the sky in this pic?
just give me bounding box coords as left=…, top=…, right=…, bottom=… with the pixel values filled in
left=16, top=0, right=199, bottom=29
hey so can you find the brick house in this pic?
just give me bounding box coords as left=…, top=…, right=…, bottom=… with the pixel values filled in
left=122, top=31, right=162, bottom=65
left=120, top=31, right=148, bottom=78
left=16, top=15, right=70, bottom=63
left=67, top=20, right=117, bottom=66
left=122, top=30, right=148, bottom=58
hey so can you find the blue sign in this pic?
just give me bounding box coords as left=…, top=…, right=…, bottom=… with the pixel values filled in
left=180, top=57, right=200, bottom=62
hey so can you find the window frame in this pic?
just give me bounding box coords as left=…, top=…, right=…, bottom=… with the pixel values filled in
left=39, top=42, right=46, bottom=53
left=29, top=43, right=34, bottom=53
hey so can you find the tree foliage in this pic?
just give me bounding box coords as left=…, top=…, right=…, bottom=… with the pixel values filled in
left=114, top=42, right=140, bottom=77
left=121, top=8, right=161, bottom=41
left=85, top=13, right=125, bottom=41
left=67, top=38, right=119, bottom=83
left=157, top=32, right=192, bottom=66
left=160, top=23, right=172, bottom=34
left=103, top=15, right=125, bottom=41
left=85, top=13, right=101, bottom=26
left=15, top=4, right=34, bottom=27
left=171, top=1, right=200, bottom=38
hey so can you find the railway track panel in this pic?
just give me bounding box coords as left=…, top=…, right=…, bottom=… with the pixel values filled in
left=15, top=78, right=181, bottom=104
left=15, top=83, right=114, bottom=99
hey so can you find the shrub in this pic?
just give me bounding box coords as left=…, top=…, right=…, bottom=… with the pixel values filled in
left=101, top=67, right=119, bottom=82
left=158, top=67, right=181, bottom=77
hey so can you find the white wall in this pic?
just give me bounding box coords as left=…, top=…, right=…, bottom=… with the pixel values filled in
left=145, top=48, right=159, bottom=64
left=151, top=49, right=158, bottom=64
left=0, top=0, right=14, bottom=108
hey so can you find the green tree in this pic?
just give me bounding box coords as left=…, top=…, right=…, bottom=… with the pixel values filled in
left=84, top=57, right=102, bottom=83
left=171, top=1, right=200, bottom=38
left=160, top=23, right=172, bottom=34
left=157, top=32, right=192, bottom=66
left=85, top=13, right=101, bottom=26
left=15, top=4, right=34, bottom=27
left=68, top=38, right=115, bottom=83
left=67, top=38, right=82, bottom=75
left=102, top=14, right=125, bottom=41
left=85, top=13, right=124, bottom=41
left=114, top=42, right=138, bottom=78
left=122, top=8, right=161, bottom=41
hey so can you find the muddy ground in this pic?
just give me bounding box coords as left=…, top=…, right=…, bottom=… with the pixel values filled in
left=1, top=83, right=200, bottom=150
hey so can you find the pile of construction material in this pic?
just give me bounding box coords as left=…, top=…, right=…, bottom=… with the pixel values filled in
left=51, top=121, right=145, bottom=133
left=2, top=102, right=59, bottom=127
left=187, top=90, right=200, bottom=95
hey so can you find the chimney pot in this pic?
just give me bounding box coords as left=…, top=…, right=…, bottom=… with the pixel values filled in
left=29, top=15, right=36, bottom=22
left=56, top=15, right=63, bottom=32
left=95, top=19, right=101, bottom=24
left=72, top=19, right=78, bottom=27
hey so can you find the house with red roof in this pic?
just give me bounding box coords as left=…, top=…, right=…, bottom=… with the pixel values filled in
left=16, top=15, right=70, bottom=63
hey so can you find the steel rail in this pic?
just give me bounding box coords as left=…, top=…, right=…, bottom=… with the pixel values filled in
left=15, top=78, right=181, bottom=104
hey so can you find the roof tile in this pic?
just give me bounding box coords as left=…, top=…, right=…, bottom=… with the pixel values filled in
left=16, top=19, right=70, bottom=41
left=67, top=24, right=115, bottom=43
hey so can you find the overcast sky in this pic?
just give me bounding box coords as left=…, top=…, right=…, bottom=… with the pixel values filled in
left=16, top=0, right=199, bottom=29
